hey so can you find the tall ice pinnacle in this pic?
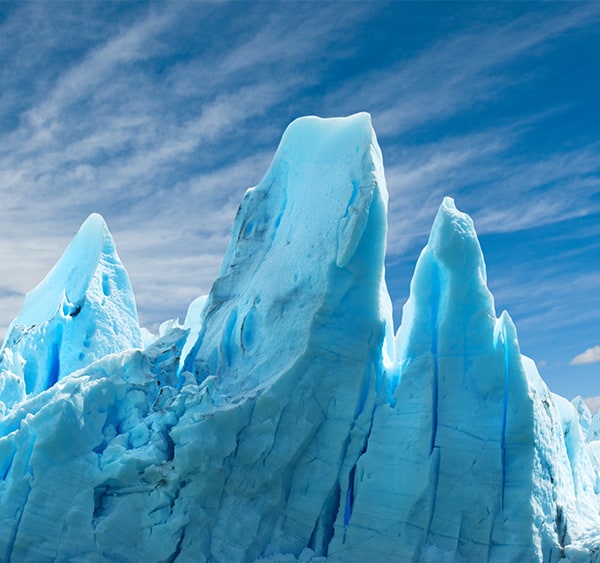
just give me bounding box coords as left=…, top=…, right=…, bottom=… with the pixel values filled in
left=172, top=113, right=395, bottom=560
left=183, top=112, right=394, bottom=395
left=0, top=213, right=142, bottom=409
left=327, top=197, right=600, bottom=561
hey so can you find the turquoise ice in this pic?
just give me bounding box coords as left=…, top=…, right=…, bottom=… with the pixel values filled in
left=0, top=214, right=141, bottom=412
left=0, top=114, right=598, bottom=562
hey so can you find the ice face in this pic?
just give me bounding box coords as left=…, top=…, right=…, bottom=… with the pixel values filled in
left=0, top=214, right=141, bottom=410
left=327, top=198, right=539, bottom=561
left=173, top=112, right=394, bottom=559
left=182, top=112, right=394, bottom=396
left=0, top=115, right=599, bottom=562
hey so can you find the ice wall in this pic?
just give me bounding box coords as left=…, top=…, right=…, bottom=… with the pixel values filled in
left=0, top=114, right=599, bottom=562
left=327, top=198, right=600, bottom=561
left=327, top=198, right=536, bottom=560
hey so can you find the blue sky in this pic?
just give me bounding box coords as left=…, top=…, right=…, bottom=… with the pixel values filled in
left=0, top=2, right=598, bottom=401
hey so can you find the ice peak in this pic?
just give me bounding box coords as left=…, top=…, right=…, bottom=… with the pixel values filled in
left=0, top=213, right=141, bottom=403
left=77, top=212, right=112, bottom=249
left=441, top=194, right=456, bottom=209
left=17, top=214, right=109, bottom=327
left=280, top=112, right=374, bottom=152
left=185, top=112, right=391, bottom=397
left=428, top=196, right=487, bottom=280
left=80, top=211, right=108, bottom=232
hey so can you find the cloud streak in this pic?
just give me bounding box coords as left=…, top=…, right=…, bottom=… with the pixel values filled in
left=0, top=2, right=377, bottom=335
left=571, top=346, right=600, bottom=366
left=0, top=1, right=598, bottom=403
left=328, top=2, right=600, bottom=136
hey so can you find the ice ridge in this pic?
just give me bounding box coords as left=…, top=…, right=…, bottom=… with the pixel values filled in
left=0, top=114, right=599, bottom=562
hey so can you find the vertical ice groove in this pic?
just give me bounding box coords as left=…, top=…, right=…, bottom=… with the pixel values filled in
left=92, top=484, right=109, bottom=522
left=426, top=446, right=441, bottom=539
left=165, top=527, right=186, bottom=563
left=354, top=367, right=371, bottom=419
left=315, top=429, right=354, bottom=551
left=501, top=316, right=509, bottom=512
left=221, top=307, right=238, bottom=366
left=343, top=399, right=377, bottom=531
left=343, top=468, right=354, bottom=527
left=264, top=160, right=289, bottom=252
left=1, top=452, right=13, bottom=480
left=23, top=355, right=39, bottom=396
left=47, top=324, right=63, bottom=388
left=321, top=482, right=342, bottom=556
left=430, top=259, right=440, bottom=454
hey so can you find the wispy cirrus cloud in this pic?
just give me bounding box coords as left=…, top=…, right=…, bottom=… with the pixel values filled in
left=0, top=0, right=598, bottom=405
left=383, top=126, right=600, bottom=258
left=0, top=2, right=377, bottom=334
left=331, top=2, right=600, bottom=136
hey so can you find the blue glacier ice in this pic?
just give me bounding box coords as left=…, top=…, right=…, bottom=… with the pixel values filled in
left=0, top=213, right=141, bottom=413
left=0, top=113, right=599, bottom=562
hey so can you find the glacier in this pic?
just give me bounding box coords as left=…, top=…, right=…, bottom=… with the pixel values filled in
left=0, top=112, right=599, bottom=562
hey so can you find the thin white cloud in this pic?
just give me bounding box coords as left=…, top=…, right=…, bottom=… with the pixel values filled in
left=383, top=121, right=600, bottom=259
left=571, top=346, right=600, bottom=366
left=22, top=6, right=178, bottom=133
left=492, top=280, right=600, bottom=339
left=0, top=0, right=599, bottom=378
left=334, top=3, right=600, bottom=136
left=166, top=3, right=372, bottom=96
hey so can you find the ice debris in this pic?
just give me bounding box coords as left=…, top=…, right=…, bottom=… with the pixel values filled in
left=0, top=113, right=599, bottom=562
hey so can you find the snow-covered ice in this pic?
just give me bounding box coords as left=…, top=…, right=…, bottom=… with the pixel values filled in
left=0, top=113, right=599, bottom=562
